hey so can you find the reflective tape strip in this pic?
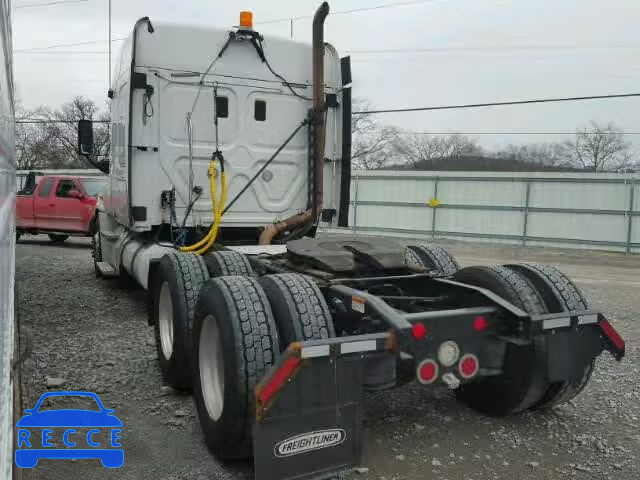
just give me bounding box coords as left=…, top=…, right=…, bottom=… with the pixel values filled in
left=340, top=340, right=377, bottom=354
left=578, top=314, right=599, bottom=325
left=543, top=317, right=571, bottom=330
left=300, top=345, right=330, bottom=359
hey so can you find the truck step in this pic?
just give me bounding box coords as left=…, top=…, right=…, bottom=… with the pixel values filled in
left=96, top=262, right=118, bottom=277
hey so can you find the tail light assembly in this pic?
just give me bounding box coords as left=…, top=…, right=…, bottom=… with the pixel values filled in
left=599, top=318, right=625, bottom=361
left=416, top=359, right=439, bottom=385
left=458, top=354, right=479, bottom=379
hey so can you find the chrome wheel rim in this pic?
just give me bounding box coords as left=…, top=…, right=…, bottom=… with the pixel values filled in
left=158, top=281, right=174, bottom=360
left=199, top=314, right=225, bottom=421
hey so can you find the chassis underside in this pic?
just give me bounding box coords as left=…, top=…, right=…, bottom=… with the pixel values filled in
left=115, top=234, right=626, bottom=480
left=256, top=236, right=623, bottom=386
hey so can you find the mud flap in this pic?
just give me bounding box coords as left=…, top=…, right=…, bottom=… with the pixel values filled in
left=253, top=333, right=392, bottom=480
left=529, top=311, right=625, bottom=381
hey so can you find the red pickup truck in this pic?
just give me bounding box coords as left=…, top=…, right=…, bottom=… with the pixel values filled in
left=16, top=174, right=107, bottom=242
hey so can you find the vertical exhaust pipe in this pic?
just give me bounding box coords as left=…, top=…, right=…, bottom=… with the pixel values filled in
left=259, top=2, right=330, bottom=245
left=312, top=1, right=330, bottom=219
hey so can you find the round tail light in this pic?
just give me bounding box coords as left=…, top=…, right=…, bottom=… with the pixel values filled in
left=473, top=316, right=488, bottom=332
left=458, top=354, right=479, bottom=379
left=412, top=322, right=427, bottom=340
left=417, top=359, right=439, bottom=385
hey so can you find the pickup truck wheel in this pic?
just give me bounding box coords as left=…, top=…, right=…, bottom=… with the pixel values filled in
left=405, top=244, right=459, bottom=275
left=192, top=276, right=279, bottom=460
left=506, top=263, right=596, bottom=409
left=204, top=251, right=254, bottom=277
left=48, top=234, right=69, bottom=243
left=260, top=273, right=335, bottom=349
left=452, top=265, right=550, bottom=416
left=152, top=252, right=209, bottom=390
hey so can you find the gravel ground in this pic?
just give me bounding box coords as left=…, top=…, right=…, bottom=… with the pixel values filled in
left=15, top=235, right=640, bottom=480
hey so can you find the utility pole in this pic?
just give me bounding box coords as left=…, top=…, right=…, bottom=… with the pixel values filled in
left=108, top=0, right=111, bottom=89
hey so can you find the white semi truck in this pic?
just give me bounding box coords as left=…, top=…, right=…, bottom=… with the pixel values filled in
left=78, top=4, right=625, bottom=479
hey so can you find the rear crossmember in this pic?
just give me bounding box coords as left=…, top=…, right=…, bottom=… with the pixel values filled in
left=328, top=278, right=625, bottom=362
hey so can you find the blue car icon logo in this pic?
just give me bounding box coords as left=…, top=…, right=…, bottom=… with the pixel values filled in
left=15, top=391, right=123, bottom=468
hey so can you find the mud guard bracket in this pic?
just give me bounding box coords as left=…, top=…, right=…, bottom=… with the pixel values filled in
left=253, top=333, right=391, bottom=480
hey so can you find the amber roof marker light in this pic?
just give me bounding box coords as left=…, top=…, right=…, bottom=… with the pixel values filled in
left=239, top=11, right=254, bottom=29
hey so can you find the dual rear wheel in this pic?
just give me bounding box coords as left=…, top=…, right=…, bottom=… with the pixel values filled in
left=192, top=275, right=279, bottom=459
left=151, top=249, right=334, bottom=460
left=451, top=263, right=596, bottom=416
left=406, top=244, right=596, bottom=416
left=192, top=271, right=335, bottom=460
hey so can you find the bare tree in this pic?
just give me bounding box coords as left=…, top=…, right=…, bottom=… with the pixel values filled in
left=15, top=104, right=60, bottom=170
left=562, top=122, right=634, bottom=172
left=15, top=96, right=110, bottom=171
left=390, top=132, right=480, bottom=168
left=497, top=142, right=566, bottom=168
left=351, top=98, right=397, bottom=170
left=36, top=96, right=110, bottom=166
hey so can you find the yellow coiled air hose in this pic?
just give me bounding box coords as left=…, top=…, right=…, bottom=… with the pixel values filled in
left=179, top=158, right=227, bottom=255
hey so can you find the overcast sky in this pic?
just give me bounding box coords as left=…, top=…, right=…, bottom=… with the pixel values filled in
left=11, top=0, right=640, bottom=149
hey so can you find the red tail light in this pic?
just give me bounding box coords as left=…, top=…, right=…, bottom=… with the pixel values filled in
left=473, top=316, right=488, bottom=332
left=412, top=322, right=428, bottom=340
left=257, top=355, right=301, bottom=406
left=599, top=318, right=625, bottom=358
left=417, top=359, right=438, bottom=384
left=458, top=354, right=479, bottom=379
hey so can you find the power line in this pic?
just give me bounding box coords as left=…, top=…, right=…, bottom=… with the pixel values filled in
left=368, top=130, right=640, bottom=135
left=14, top=51, right=109, bottom=55
left=15, top=57, right=108, bottom=62
left=19, top=44, right=638, bottom=56
left=353, top=93, right=640, bottom=115
left=15, top=0, right=88, bottom=9
left=14, top=37, right=125, bottom=53
left=344, top=44, right=640, bottom=55
left=257, top=0, right=440, bottom=25
left=329, top=0, right=441, bottom=16
left=12, top=45, right=639, bottom=61
left=350, top=54, right=640, bottom=66
left=70, top=80, right=109, bottom=82
left=17, top=119, right=110, bottom=124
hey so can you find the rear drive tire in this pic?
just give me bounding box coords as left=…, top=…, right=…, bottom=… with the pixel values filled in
left=452, top=265, right=550, bottom=416
left=152, top=252, right=209, bottom=389
left=405, top=244, right=460, bottom=275
left=193, top=276, right=279, bottom=460
left=260, top=273, right=335, bottom=349
left=506, top=263, right=596, bottom=409
left=204, top=250, right=254, bottom=277
left=48, top=234, right=69, bottom=243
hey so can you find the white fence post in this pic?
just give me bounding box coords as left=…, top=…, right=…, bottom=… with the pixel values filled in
left=522, top=180, right=531, bottom=246
left=352, top=174, right=359, bottom=233
left=431, top=176, right=439, bottom=240
left=626, top=180, right=635, bottom=255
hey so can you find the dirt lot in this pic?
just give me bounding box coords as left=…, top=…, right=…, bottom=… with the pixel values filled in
left=16, top=235, right=640, bottom=480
